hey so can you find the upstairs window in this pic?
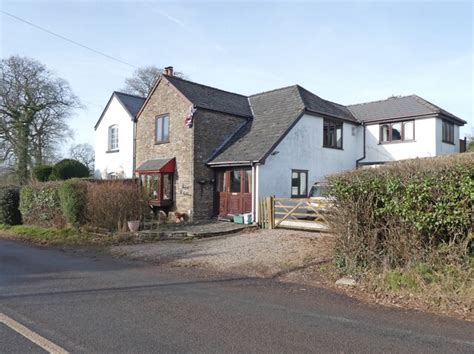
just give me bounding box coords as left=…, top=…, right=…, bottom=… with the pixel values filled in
left=380, top=121, right=414, bottom=143
left=442, top=120, right=454, bottom=144
left=323, top=118, right=343, bottom=149
left=156, top=114, right=170, bottom=144
left=291, top=170, right=308, bottom=198
left=108, top=125, right=119, bottom=151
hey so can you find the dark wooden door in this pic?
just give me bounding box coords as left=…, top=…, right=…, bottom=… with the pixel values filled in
left=216, top=169, right=252, bottom=216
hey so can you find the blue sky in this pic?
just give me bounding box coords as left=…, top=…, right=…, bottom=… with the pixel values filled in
left=1, top=0, right=473, bottom=153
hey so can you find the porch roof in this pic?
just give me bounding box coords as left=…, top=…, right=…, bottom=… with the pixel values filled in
left=136, top=158, right=176, bottom=173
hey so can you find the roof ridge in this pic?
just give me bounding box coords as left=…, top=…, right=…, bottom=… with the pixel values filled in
left=113, top=91, right=146, bottom=99
left=249, top=84, right=299, bottom=97
left=411, top=94, right=441, bottom=113
left=163, top=74, right=248, bottom=98
left=347, top=94, right=415, bottom=107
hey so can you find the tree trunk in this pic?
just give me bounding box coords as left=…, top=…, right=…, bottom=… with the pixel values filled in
left=16, top=123, right=30, bottom=185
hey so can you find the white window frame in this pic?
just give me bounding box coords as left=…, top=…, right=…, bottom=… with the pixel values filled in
left=108, top=125, right=119, bottom=151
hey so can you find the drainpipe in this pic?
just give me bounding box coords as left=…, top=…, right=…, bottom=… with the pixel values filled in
left=356, top=123, right=366, bottom=169
left=132, top=119, right=137, bottom=176
left=255, top=163, right=260, bottom=223
left=251, top=164, right=255, bottom=221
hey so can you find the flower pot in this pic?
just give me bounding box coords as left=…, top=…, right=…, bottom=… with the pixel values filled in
left=128, top=220, right=140, bottom=232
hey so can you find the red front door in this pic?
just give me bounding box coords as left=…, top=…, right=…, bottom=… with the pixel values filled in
left=216, top=169, right=252, bottom=216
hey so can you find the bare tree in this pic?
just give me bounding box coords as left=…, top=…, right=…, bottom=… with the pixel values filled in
left=122, top=65, right=184, bottom=97
left=0, top=56, right=80, bottom=184
left=69, top=143, right=95, bottom=172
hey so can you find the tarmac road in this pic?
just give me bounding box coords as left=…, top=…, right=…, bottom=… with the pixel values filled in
left=0, top=239, right=473, bottom=353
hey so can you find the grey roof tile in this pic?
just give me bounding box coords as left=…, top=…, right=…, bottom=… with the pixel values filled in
left=136, top=158, right=173, bottom=172
left=347, top=95, right=466, bottom=124
left=114, top=92, right=146, bottom=118
left=164, top=75, right=252, bottom=118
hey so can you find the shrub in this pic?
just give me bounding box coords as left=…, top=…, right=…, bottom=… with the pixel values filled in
left=32, top=165, right=53, bottom=182
left=85, top=180, right=146, bottom=231
left=50, top=159, right=89, bottom=181
left=328, top=153, right=474, bottom=273
left=19, top=182, right=66, bottom=228
left=0, top=186, right=21, bottom=225
left=58, top=179, right=88, bottom=227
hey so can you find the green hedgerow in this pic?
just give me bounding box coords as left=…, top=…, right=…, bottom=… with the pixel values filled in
left=50, top=159, right=89, bottom=181
left=0, top=186, right=22, bottom=225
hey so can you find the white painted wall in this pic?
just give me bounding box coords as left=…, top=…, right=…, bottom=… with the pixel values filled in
left=363, top=118, right=437, bottom=163
left=94, top=96, right=134, bottom=179
left=258, top=114, right=362, bottom=198
left=435, top=118, right=460, bottom=155
left=362, top=117, right=460, bottom=163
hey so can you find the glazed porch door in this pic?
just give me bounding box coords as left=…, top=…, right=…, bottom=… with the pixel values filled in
left=216, top=169, right=252, bottom=216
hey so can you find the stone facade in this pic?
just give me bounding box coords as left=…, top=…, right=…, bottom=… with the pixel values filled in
left=136, top=79, right=194, bottom=214
left=136, top=77, right=247, bottom=220
left=192, top=110, right=248, bottom=219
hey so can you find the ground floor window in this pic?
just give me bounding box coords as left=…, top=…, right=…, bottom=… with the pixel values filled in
left=291, top=170, right=308, bottom=198
left=140, top=173, right=173, bottom=202
left=442, top=120, right=454, bottom=144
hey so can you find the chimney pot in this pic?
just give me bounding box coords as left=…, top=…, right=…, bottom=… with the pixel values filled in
left=164, top=66, right=174, bottom=76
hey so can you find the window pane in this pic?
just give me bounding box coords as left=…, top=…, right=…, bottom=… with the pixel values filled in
left=300, top=172, right=307, bottom=196
left=243, top=170, right=251, bottom=193
left=216, top=171, right=226, bottom=192
left=230, top=170, right=241, bottom=193
left=381, top=125, right=389, bottom=142
left=336, top=124, right=342, bottom=148
left=391, top=123, right=402, bottom=141
left=323, top=122, right=329, bottom=146
left=163, top=174, right=173, bottom=200
left=404, top=121, right=414, bottom=140
left=292, top=171, right=300, bottom=197
left=156, top=118, right=162, bottom=142
left=163, top=116, right=169, bottom=141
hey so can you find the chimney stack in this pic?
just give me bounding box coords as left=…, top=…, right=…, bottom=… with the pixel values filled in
left=164, top=66, right=174, bottom=76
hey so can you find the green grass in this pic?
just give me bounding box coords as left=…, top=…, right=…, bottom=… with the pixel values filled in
left=0, top=223, right=108, bottom=247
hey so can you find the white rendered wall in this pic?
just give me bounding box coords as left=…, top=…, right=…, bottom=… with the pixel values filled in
left=94, top=96, right=134, bottom=179
left=435, top=118, right=460, bottom=155
left=258, top=114, right=362, bottom=198
left=363, top=118, right=438, bottom=163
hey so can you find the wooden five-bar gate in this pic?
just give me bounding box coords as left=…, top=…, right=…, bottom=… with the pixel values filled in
left=259, top=197, right=330, bottom=231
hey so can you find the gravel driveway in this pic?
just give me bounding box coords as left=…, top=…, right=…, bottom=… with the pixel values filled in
left=111, top=229, right=335, bottom=277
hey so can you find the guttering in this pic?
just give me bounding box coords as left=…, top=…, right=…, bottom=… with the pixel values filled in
left=356, top=122, right=366, bottom=168
left=207, top=160, right=259, bottom=167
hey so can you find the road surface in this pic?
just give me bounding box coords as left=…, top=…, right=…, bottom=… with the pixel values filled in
left=0, top=239, right=473, bottom=353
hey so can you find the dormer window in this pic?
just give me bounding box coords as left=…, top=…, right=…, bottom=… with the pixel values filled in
left=108, top=125, right=119, bottom=151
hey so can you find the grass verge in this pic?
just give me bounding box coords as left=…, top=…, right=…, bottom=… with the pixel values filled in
left=0, top=224, right=140, bottom=247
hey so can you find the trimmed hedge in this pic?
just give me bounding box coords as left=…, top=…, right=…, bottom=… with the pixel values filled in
left=19, top=182, right=66, bottom=228
left=32, top=165, right=53, bottom=182
left=50, top=159, right=89, bottom=181
left=58, top=179, right=88, bottom=227
left=0, top=186, right=21, bottom=225
left=328, top=153, right=474, bottom=271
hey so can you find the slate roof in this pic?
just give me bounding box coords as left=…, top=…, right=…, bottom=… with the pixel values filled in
left=209, top=86, right=305, bottom=164
left=297, top=86, right=357, bottom=122
left=94, top=91, right=145, bottom=129
left=155, top=75, right=465, bottom=165
left=164, top=75, right=252, bottom=118
left=208, top=85, right=358, bottom=164
left=114, top=92, right=146, bottom=118
left=136, top=158, right=173, bottom=172
left=347, top=95, right=466, bottom=125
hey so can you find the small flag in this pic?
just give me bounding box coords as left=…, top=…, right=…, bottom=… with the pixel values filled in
left=185, top=106, right=197, bottom=128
